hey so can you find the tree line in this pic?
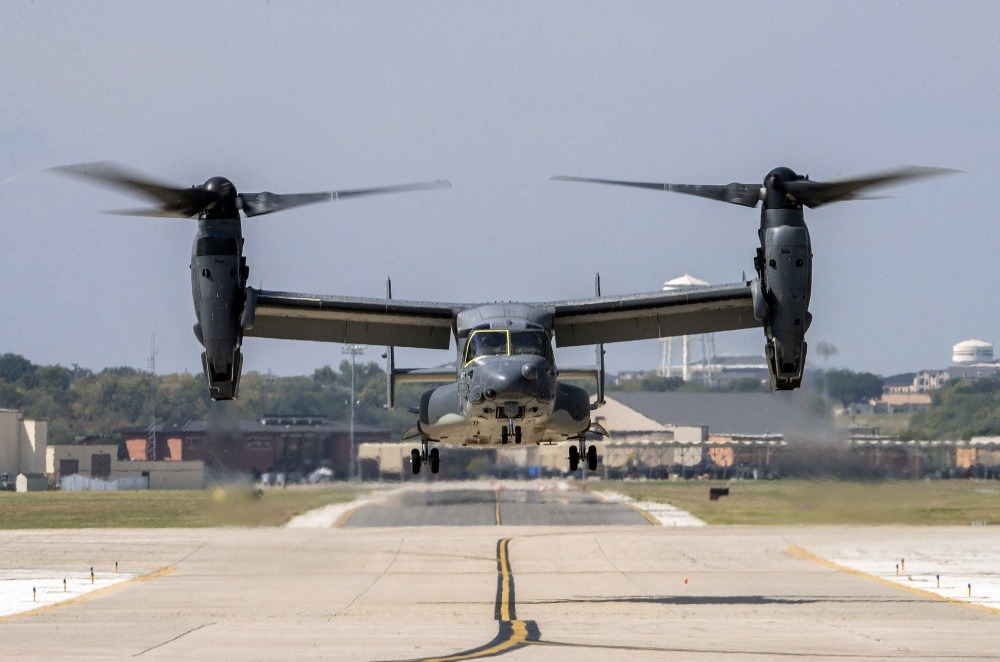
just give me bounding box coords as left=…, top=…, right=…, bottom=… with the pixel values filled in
left=0, top=353, right=424, bottom=445
left=2, top=352, right=996, bottom=444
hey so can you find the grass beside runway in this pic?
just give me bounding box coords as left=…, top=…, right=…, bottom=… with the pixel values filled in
left=0, top=485, right=359, bottom=528
left=605, top=479, right=1000, bottom=525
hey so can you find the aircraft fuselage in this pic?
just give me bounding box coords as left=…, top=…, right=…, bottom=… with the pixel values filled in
left=415, top=304, right=593, bottom=447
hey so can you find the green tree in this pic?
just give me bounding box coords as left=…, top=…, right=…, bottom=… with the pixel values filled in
left=907, top=379, right=1000, bottom=440
left=823, top=369, right=884, bottom=408
left=0, top=353, right=35, bottom=384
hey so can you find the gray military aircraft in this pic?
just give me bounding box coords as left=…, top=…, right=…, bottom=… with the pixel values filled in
left=58, top=162, right=949, bottom=475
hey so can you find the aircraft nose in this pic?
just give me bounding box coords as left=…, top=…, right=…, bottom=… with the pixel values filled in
left=480, top=358, right=545, bottom=400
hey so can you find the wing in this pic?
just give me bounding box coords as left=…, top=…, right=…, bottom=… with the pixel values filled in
left=547, top=282, right=760, bottom=347
left=243, top=288, right=461, bottom=349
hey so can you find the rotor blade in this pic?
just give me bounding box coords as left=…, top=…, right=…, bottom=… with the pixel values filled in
left=239, top=180, right=452, bottom=217
left=103, top=208, right=198, bottom=218
left=552, top=175, right=761, bottom=207
left=50, top=161, right=216, bottom=217
left=783, top=166, right=958, bottom=208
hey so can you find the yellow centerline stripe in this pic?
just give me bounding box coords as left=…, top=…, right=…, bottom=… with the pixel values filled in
left=0, top=564, right=177, bottom=623
left=787, top=545, right=1000, bottom=617
left=498, top=539, right=511, bottom=621
left=494, top=490, right=502, bottom=526
left=414, top=537, right=535, bottom=662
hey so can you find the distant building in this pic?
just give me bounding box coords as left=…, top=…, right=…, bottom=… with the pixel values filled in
left=0, top=409, right=47, bottom=480
left=605, top=391, right=834, bottom=438
left=121, top=417, right=391, bottom=479
left=45, top=443, right=206, bottom=490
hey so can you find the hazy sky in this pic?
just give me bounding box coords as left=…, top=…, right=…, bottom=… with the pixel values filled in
left=1, top=1, right=997, bottom=378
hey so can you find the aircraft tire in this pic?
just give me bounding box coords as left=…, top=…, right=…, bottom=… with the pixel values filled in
left=587, top=445, right=598, bottom=471
left=430, top=448, right=440, bottom=474
left=411, top=449, right=421, bottom=474
left=568, top=445, right=579, bottom=472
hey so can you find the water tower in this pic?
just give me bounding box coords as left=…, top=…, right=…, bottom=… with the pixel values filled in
left=952, top=339, right=994, bottom=364
left=657, top=274, right=716, bottom=383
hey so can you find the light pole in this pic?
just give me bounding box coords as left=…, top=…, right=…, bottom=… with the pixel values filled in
left=342, top=344, right=367, bottom=480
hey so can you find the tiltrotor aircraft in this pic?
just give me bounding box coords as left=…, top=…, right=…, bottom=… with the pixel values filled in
left=58, top=162, right=949, bottom=475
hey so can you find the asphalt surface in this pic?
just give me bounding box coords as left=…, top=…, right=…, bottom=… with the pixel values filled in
left=344, top=486, right=651, bottom=527
left=2, top=485, right=999, bottom=661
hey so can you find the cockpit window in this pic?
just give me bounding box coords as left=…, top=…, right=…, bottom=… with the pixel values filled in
left=510, top=330, right=548, bottom=357
left=465, top=330, right=509, bottom=363
left=465, top=329, right=553, bottom=364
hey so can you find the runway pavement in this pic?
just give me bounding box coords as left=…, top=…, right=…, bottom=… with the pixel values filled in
left=343, top=484, right=651, bottom=527
left=1, top=484, right=998, bottom=661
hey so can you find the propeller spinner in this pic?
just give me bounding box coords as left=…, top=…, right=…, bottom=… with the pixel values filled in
left=52, top=161, right=451, bottom=219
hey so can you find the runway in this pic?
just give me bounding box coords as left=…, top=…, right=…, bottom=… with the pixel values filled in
left=343, top=485, right=651, bottom=527
left=2, top=485, right=998, bottom=661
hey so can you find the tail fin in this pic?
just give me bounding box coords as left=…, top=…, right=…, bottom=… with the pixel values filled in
left=385, top=277, right=396, bottom=410
left=594, top=272, right=606, bottom=407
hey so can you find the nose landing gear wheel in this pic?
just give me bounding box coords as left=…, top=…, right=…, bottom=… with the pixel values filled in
left=587, top=444, right=598, bottom=471
left=410, top=448, right=421, bottom=474
left=429, top=448, right=440, bottom=474
left=501, top=426, right=509, bottom=444
left=514, top=426, right=522, bottom=444
left=568, top=445, right=579, bottom=472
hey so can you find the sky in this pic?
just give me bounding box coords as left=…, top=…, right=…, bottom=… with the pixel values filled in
left=1, top=1, right=997, bottom=379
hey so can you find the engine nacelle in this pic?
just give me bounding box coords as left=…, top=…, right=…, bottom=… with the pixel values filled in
left=191, top=219, right=249, bottom=400
left=757, top=208, right=812, bottom=390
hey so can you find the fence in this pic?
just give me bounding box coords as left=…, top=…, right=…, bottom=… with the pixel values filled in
left=59, top=474, right=149, bottom=491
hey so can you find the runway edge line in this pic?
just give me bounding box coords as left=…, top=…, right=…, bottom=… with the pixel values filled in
left=0, top=565, right=177, bottom=623
left=787, top=545, right=1000, bottom=617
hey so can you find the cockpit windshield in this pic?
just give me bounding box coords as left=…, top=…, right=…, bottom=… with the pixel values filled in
left=465, top=329, right=553, bottom=364
left=510, top=330, right=548, bottom=357
left=465, top=330, right=508, bottom=362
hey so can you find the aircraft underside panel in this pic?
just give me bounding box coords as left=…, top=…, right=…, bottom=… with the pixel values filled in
left=549, top=283, right=760, bottom=347
left=419, top=382, right=590, bottom=446
left=243, top=289, right=458, bottom=349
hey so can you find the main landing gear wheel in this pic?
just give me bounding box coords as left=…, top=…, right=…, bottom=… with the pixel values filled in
left=410, top=449, right=421, bottom=475
left=429, top=448, right=440, bottom=474
left=587, top=445, right=598, bottom=471
left=568, top=445, right=579, bottom=472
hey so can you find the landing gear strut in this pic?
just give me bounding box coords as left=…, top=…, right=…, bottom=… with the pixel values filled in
left=410, top=440, right=440, bottom=475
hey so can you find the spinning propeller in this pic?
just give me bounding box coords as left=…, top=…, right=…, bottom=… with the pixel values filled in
left=52, top=161, right=451, bottom=219
left=552, top=165, right=955, bottom=209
